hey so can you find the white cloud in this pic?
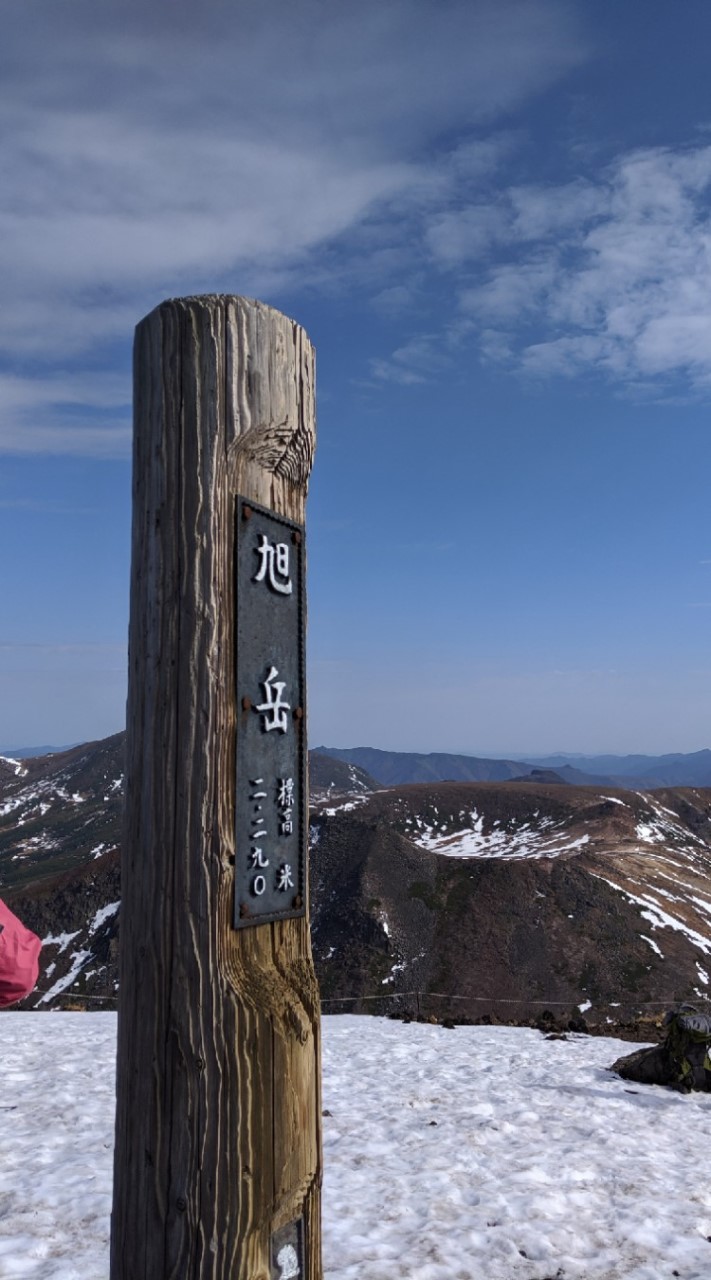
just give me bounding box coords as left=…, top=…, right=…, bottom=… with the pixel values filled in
left=381, top=141, right=711, bottom=394
left=468, top=145, right=711, bottom=390
left=0, top=0, right=586, bottom=454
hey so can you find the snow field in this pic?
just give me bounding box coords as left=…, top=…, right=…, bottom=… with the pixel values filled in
left=1, top=1015, right=711, bottom=1278
left=0, top=1014, right=115, bottom=1279
left=323, top=1018, right=711, bottom=1280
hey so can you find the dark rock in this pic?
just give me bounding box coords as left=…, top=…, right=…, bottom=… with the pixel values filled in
left=611, top=1043, right=675, bottom=1087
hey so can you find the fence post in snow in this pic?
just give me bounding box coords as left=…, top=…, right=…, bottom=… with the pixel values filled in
left=111, top=295, right=322, bottom=1280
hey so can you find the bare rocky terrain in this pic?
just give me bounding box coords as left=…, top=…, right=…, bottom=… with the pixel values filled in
left=311, top=781, right=711, bottom=1029
left=0, top=736, right=124, bottom=1007
left=2, top=734, right=711, bottom=1028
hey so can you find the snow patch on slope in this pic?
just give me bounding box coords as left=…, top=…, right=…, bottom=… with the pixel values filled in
left=410, top=807, right=590, bottom=860
left=0, top=775, right=88, bottom=818
left=592, top=874, right=711, bottom=957
left=37, top=949, right=93, bottom=1005
left=0, top=755, right=28, bottom=778
left=633, top=796, right=709, bottom=857
left=90, top=901, right=119, bottom=933
left=321, top=795, right=370, bottom=817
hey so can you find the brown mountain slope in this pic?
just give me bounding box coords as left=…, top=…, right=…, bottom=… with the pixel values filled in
left=0, top=734, right=124, bottom=892
left=311, top=782, right=711, bottom=1021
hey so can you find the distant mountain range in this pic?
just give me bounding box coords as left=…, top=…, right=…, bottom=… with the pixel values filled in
left=528, top=750, right=711, bottom=787
left=5, top=738, right=711, bottom=785
left=314, top=745, right=711, bottom=790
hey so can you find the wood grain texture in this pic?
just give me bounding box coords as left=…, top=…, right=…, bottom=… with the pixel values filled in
left=111, top=296, right=321, bottom=1280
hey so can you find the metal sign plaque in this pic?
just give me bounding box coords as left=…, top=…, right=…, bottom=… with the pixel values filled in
left=234, top=497, right=306, bottom=929
left=271, top=1217, right=305, bottom=1280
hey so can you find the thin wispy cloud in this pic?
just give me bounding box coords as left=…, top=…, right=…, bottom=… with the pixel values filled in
left=370, top=334, right=450, bottom=385
left=0, top=644, right=125, bottom=653
left=0, top=499, right=102, bottom=513
left=0, top=372, right=131, bottom=457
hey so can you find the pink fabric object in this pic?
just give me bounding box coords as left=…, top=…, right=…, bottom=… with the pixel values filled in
left=0, top=898, right=41, bottom=1008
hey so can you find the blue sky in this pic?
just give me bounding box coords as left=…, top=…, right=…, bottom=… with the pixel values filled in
left=2, top=0, right=711, bottom=755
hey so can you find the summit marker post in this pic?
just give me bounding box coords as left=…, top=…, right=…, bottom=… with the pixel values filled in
left=111, top=296, right=322, bottom=1280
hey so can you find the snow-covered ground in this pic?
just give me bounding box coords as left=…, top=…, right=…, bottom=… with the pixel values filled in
left=1, top=1014, right=711, bottom=1279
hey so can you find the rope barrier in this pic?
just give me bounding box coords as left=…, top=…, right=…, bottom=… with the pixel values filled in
left=320, top=990, right=710, bottom=1009
left=27, top=990, right=117, bottom=1004
left=28, top=988, right=710, bottom=1012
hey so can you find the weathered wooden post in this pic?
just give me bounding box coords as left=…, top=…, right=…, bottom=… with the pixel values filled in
left=111, top=296, right=322, bottom=1280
